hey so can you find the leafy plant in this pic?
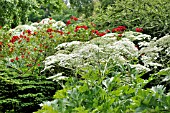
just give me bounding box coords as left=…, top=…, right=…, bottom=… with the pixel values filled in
left=35, top=62, right=170, bottom=113
left=0, top=0, right=66, bottom=29
left=28, top=0, right=67, bottom=22
left=70, top=0, right=94, bottom=17
left=0, top=65, right=60, bottom=113
left=89, top=0, right=170, bottom=38
left=0, top=0, right=39, bottom=28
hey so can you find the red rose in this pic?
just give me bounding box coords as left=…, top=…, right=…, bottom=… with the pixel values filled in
left=49, top=17, right=53, bottom=20
left=0, top=41, right=2, bottom=46
left=47, top=28, right=53, bottom=33
left=26, top=29, right=31, bottom=35
left=66, top=20, right=71, bottom=26
left=118, top=26, right=126, bottom=31
left=136, top=28, right=143, bottom=32
left=10, top=36, right=20, bottom=43
left=71, top=16, right=78, bottom=21
left=112, top=26, right=126, bottom=33
left=67, top=32, right=71, bottom=34
left=91, top=30, right=99, bottom=34
left=15, top=57, right=19, bottom=61
left=81, top=25, right=88, bottom=30
left=10, top=59, right=14, bottom=62
left=74, top=25, right=88, bottom=32
left=96, top=32, right=106, bottom=37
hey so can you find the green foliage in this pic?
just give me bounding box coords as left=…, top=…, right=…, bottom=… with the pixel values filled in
left=35, top=63, right=170, bottom=113
left=0, top=66, right=60, bottom=113
left=1, top=2, right=170, bottom=112
left=69, top=0, right=116, bottom=17
left=51, top=8, right=79, bottom=22
left=98, top=0, right=115, bottom=9
left=0, top=0, right=38, bottom=28
left=28, top=0, right=67, bottom=22
left=0, top=0, right=66, bottom=28
left=0, top=17, right=98, bottom=112
left=90, top=0, right=170, bottom=38
left=70, top=0, right=94, bottom=17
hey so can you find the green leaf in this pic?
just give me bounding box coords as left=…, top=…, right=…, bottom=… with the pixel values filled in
left=53, top=89, right=67, bottom=99
left=157, top=67, right=170, bottom=75
left=73, top=106, right=89, bottom=113
left=78, top=83, right=89, bottom=93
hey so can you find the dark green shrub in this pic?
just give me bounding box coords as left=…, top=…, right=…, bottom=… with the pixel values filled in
left=0, top=67, right=61, bottom=113
left=90, top=0, right=170, bottom=38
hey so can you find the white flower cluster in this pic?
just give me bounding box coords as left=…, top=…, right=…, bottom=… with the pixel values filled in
left=43, top=36, right=145, bottom=74
left=55, top=41, right=82, bottom=52
left=117, top=31, right=170, bottom=69
left=123, top=31, right=151, bottom=41
left=8, top=18, right=66, bottom=36
left=129, top=64, right=150, bottom=73
left=43, top=30, right=170, bottom=75
left=39, top=18, right=66, bottom=29
left=139, top=34, right=170, bottom=68
left=8, top=25, right=37, bottom=36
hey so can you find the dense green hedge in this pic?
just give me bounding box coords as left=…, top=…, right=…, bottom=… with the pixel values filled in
left=0, top=67, right=60, bottom=113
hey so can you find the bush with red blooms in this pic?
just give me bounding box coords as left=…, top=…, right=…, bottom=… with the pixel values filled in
left=0, top=15, right=145, bottom=76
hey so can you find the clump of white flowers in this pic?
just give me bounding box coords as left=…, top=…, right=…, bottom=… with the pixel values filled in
left=55, top=41, right=82, bottom=52
left=43, top=36, right=146, bottom=75
left=39, top=18, right=66, bottom=29
left=139, top=34, right=170, bottom=68
left=120, top=31, right=170, bottom=69
left=8, top=18, right=66, bottom=36
left=39, top=18, right=56, bottom=25
left=43, top=30, right=170, bottom=76
left=8, top=25, right=37, bottom=36
left=129, top=64, right=150, bottom=73
left=123, top=31, right=151, bottom=41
